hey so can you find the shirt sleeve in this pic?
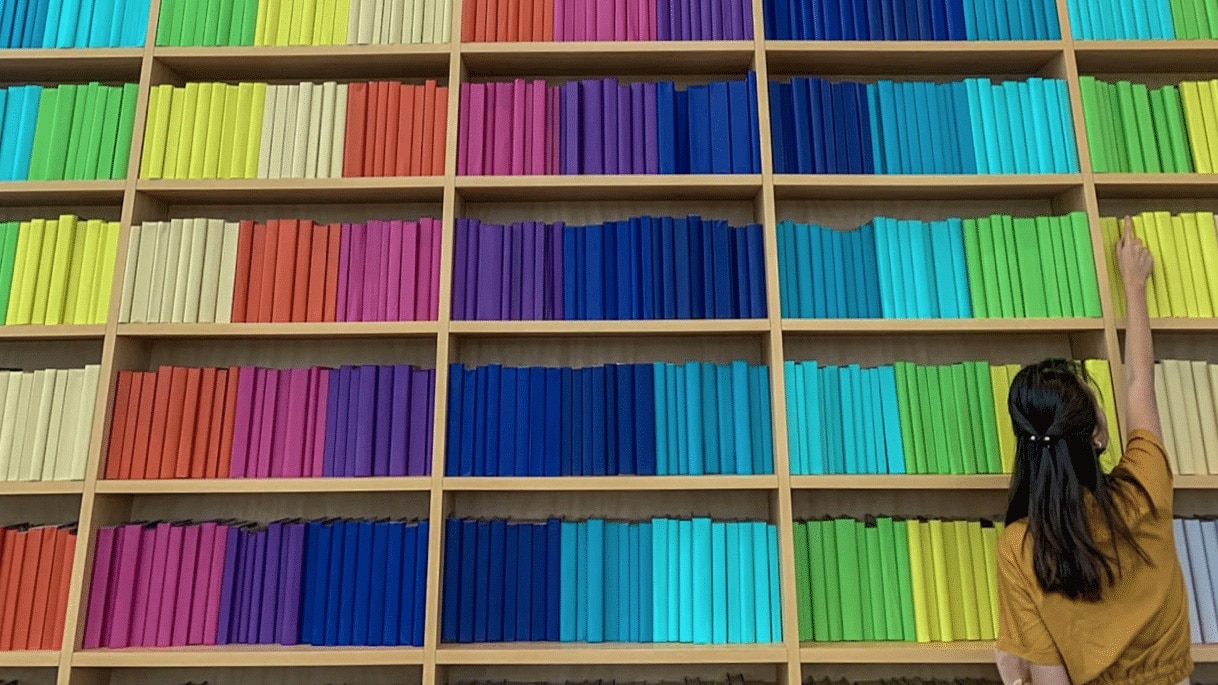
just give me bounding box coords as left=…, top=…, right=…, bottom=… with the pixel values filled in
left=996, top=534, right=1063, bottom=666
left=1118, top=429, right=1173, bottom=510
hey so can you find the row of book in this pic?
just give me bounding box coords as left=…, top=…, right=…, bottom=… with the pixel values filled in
left=764, top=0, right=1060, bottom=41
left=0, top=0, right=149, bottom=48
left=1156, top=360, right=1218, bottom=477
left=1078, top=77, right=1197, bottom=173
left=462, top=0, right=754, bottom=41
left=442, top=517, right=782, bottom=644
left=140, top=80, right=448, bottom=180
left=105, top=364, right=435, bottom=480
left=770, top=76, right=1079, bottom=175
left=794, top=517, right=1001, bottom=643
left=786, top=359, right=1120, bottom=476
left=777, top=212, right=1102, bottom=320
left=0, top=525, right=76, bottom=651
left=84, top=520, right=430, bottom=648
left=1177, top=517, right=1218, bottom=644
left=0, top=365, right=100, bottom=483
left=119, top=217, right=442, bottom=324
left=0, top=83, right=139, bottom=181
left=1068, top=0, right=1218, bottom=40
left=157, top=0, right=452, bottom=47
left=445, top=361, right=773, bottom=477
left=1, top=215, right=121, bottom=326
left=453, top=216, right=766, bottom=322
left=458, top=76, right=761, bottom=175
left=1100, top=212, right=1218, bottom=319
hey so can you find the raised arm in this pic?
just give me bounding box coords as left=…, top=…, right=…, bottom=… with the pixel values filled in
left=1117, top=215, right=1161, bottom=441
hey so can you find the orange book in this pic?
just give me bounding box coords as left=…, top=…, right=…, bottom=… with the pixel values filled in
left=230, top=220, right=256, bottom=323
left=489, top=0, right=502, bottom=40
left=368, top=82, right=390, bottom=177
left=49, top=530, right=74, bottom=650
left=157, top=366, right=190, bottom=479
left=418, top=81, right=437, bottom=176
left=191, top=367, right=217, bottom=479
left=520, top=0, right=534, bottom=41
left=121, top=372, right=151, bottom=480
left=395, top=84, right=417, bottom=176
left=505, top=0, right=519, bottom=40
left=292, top=220, right=313, bottom=321
left=37, top=530, right=64, bottom=650
left=344, top=83, right=368, bottom=177
left=0, top=530, right=15, bottom=649
left=473, top=0, right=489, bottom=40
left=105, top=371, right=134, bottom=480
left=309, top=223, right=333, bottom=321
left=245, top=222, right=267, bottom=322
left=175, top=367, right=203, bottom=479
left=217, top=367, right=240, bottom=478
left=26, top=528, right=57, bottom=649
left=462, top=0, right=478, bottom=41
left=324, top=224, right=341, bottom=321
left=543, top=0, right=554, bottom=40
left=258, top=221, right=279, bottom=323
left=384, top=86, right=402, bottom=177
left=142, top=367, right=174, bottom=479
left=204, top=369, right=228, bottom=478
left=433, top=86, right=449, bottom=175
left=10, top=528, right=42, bottom=651
left=271, top=219, right=298, bottom=323
left=130, top=370, right=163, bottom=480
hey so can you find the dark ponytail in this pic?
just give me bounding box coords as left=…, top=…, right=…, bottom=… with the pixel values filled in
left=1004, top=359, right=1152, bottom=602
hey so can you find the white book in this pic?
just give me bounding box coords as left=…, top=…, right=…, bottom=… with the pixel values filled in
left=1164, top=360, right=1196, bottom=475
left=118, top=222, right=142, bottom=323
left=143, top=222, right=169, bottom=323
left=70, top=365, right=100, bottom=480
left=358, top=0, right=376, bottom=43
left=25, top=369, right=56, bottom=482
left=1173, top=359, right=1209, bottom=476
left=387, top=0, right=404, bottom=44
left=411, top=0, right=424, bottom=43
left=130, top=222, right=159, bottom=323
left=318, top=81, right=338, bottom=177
left=183, top=217, right=209, bottom=322
left=40, top=368, right=69, bottom=481
left=347, top=0, right=362, bottom=44
left=421, top=0, right=434, bottom=43
left=1154, top=368, right=1179, bottom=474
left=439, top=0, right=451, bottom=42
left=165, top=218, right=189, bottom=323
left=198, top=218, right=225, bottom=323
left=0, top=373, right=9, bottom=480
left=215, top=222, right=241, bottom=324
left=292, top=81, right=315, bottom=178
left=8, top=372, right=33, bottom=480
left=305, top=83, right=325, bottom=178
left=52, top=369, right=81, bottom=481
left=401, top=0, right=415, bottom=42
left=269, top=84, right=297, bottom=179
left=0, top=373, right=18, bottom=481
left=257, top=84, right=280, bottom=179
left=372, top=0, right=386, bottom=44
left=331, top=84, right=349, bottom=178
left=1191, top=361, right=1218, bottom=475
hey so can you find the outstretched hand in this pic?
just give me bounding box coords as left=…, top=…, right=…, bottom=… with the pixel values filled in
left=1116, top=215, right=1153, bottom=288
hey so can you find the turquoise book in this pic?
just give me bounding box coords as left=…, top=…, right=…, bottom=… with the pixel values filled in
left=692, top=518, right=713, bottom=644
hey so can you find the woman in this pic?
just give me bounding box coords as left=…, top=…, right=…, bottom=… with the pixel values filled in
left=994, top=217, right=1192, bottom=685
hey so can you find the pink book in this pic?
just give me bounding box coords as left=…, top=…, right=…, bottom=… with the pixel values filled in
left=155, top=525, right=184, bottom=647
left=457, top=82, right=472, bottom=175
left=242, top=368, right=266, bottom=478
left=468, top=83, right=487, bottom=175
left=127, top=524, right=156, bottom=645
left=510, top=79, right=527, bottom=175
left=301, top=368, right=318, bottom=477
left=572, top=0, right=586, bottom=39
left=386, top=221, right=403, bottom=320
left=188, top=523, right=217, bottom=645
left=554, top=0, right=566, bottom=40
left=106, top=524, right=143, bottom=648
left=82, top=526, right=116, bottom=649
left=228, top=366, right=258, bottom=477
left=615, top=0, right=627, bottom=39
left=260, top=369, right=281, bottom=478
left=418, top=219, right=437, bottom=319
left=170, top=524, right=200, bottom=646
left=530, top=80, right=546, bottom=174
left=283, top=368, right=309, bottom=477
left=399, top=220, right=419, bottom=321
left=311, top=370, right=329, bottom=476
left=366, top=220, right=386, bottom=321
left=427, top=219, right=441, bottom=318
left=347, top=222, right=367, bottom=321
left=594, top=0, right=608, bottom=39
left=336, top=224, right=352, bottom=321
left=375, top=221, right=392, bottom=321
left=202, top=523, right=228, bottom=644
left=550, top=87, right=562, bottom=174
left=489, top=82, right=510, bottom=175
left=646, top=0, right=657, bottom=39
left=626, top=0, right=638, bottom=39
left=141, top=523, right=171, bottom=646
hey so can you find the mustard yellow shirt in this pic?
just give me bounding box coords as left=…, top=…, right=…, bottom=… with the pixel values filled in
left=996, top=430, right=1193, bottom=685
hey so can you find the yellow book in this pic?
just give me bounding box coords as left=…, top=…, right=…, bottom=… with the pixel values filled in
left=939, top=520, right=967, bottom=641
left=1084, top=358, right=1124, bottom=471
left=1154, top=366, right=1181, bottom=472
left=333, top=0, right=352, bottom=43
left=174, top=83, right=200, bottom=179
left=262, top=0, right=282, bottom=45
left=245, top=82, right=269, bottom=178
left=989, top=364, right=1016, bottom=473
left=981, top=524, right=1000, bottom=637
left=73, top=220, right=105, bottom=325
left=202, top=84, right=229, bottom=179
left=1100, top=216, right=1125, bottom=318
left=1200, top=81, right=1218, bottom=173
left=29, top=219, right=60, bottom=324
left=93, top=222, right=120, bottom=323
left=139, top=86, right=166, bottom=179
left=951, top=521, right=980, bottom=641
left=1179, top=213, right=1215, bottom=317
left=229, top=83, right=255, bottom=180
left=254, top=0, right=271, bottom=44
left=162, top=87, right=187, bottom=180
left=967, top=521, right=995, bottom=640
left=1133, top=213, right=1169, bottom=317
left=43, top=216, right=77, bottom=325
left=1155, top=212, right=1192, bottom=317
left=926, top=520, right=952, bottom=642
left=275, top=0, right=294, bottom=44
left=216, top=84, right=241, bottom=179
left=5, top=222, right=32, bottom=324
left=316, top=0, right=335, bottom=45
left=188, top=83, right=214, bottom=179
left=61, top=217, right=89, bottom=324
left=906, top=519, right=931, bottom=643
left=1197, top=212, right=1218, bottom=311
left=1180, top=81, right=1214, bottom=173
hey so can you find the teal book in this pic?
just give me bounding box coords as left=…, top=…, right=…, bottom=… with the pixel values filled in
left=684, top=362, right=702, bottom=475
left=639, top=521, right=653, bottom=643
left=822, top=366, right=843, bottom=473
left=835, top=518, right=863, bottom=641
left=785, top=362, right=805, bottom=475
left=702, top=364, right=721, bottom=474
left=673, top=365, right=688, bottom=474
left=929, top=221, right=957, bottom=317
left=804, top=362, right=825, bottom=475
left=892, top=519, right=917, bottom=640
left=731, top=361, right=752, bottom=475
left=604, top=522, right=620, bottom=642
left=777, top=222, right=793, bottom=316
left=867, top=85, right=884, bottom=173
left=576, top=520, right=588, bottom=641
left=974, top=79, right=1004, bottom=174
left=889, top=222, right=914, bottom=317
left=751, top=366, right=773, bottom=474
left=753, top=521, right=772, bottom=642
left=737, top=521, right=756, bottom=643
left=666, top=515, right=680, bottom=639
left=908, top=221, right=934, bottom=318
left=794, top=224, right=814, bottom=316
left=873, top=218, right=895, bottom=317
left=654, top=363, right=668, bottom=475
left=651, top=518, right=668, bottom=642
left=715, top=365, right=733, bottom=474
left=964, top=79, right=990, bottom=174
left=859, top=368, right=878, bottom=474
left=992, top=82, right=1020, bottom=174
left=1024, top=78, right=1055, bottom=174
left=1052, top=80, right=1079, bottom=172
left=560, top=521, right=578, bottom=641
left=587, top=518, right=605, bottom=643
left=692, top=518, right=713, bottom=644
left=621, top=523, right=634, bottom=641
left=879, top=365, right=905, bottom=474
left=725, top=519, right=742, bottom=643
left=767, top=524, right=782, bottom=641
left=678, top=518, right=693, bottom=642
left=876, top=517, right=903, bottom=640
left=711, top=521, right=727, bottom=644
left=667, top=365, right=681, bottom=474
left=840, top=365, right=859, bottom=474
left=947, top=219, right=971, bottom=317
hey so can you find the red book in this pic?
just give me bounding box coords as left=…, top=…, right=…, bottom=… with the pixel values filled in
left=26, top=528, right=56, bottom=649
left=140, top=367, right=173, bottom=480
left=230, top=220, right=255, bottom=322
left=245, top=222, right=268, bottom=322
left=324, top=224, right=341, bottom=321
left=105, top=371, right=134, bottom=480
left=258, top=220, right=280, bottom=323
left=158, top=366, right=190, bottom=479
left=191, top=367, right=217, bottom=479
left=291, top=219, right=313, bottom=322
left=409, top=84, right=427, bottom=176
left=0, top=532, right=10, bottom=647
left=473, top=0, right=489, bottom=40
left=384, top=85, right=402, bottom=177
left=174, top=367, right=202, bottom=479
left=46, top=530, right=72, bottom=650
left=433, top=86, right=449, bottom=175
left=0, top=530, right=24, bottom=649
left=306, top=222, right=328, bottom=322
left=10, top=528, right=42, bottom=650
left=420, top=81, right=438, bottom=176
left=520, top=0, right=534, bottom=40
left=505, top=0, right=519, bottom=40
left=369, top=82, right=390, bottom=176
left=488, top=0, right=502, bottom=39
left=395, top=84, right=417, bottom=176
left=203, top=368, right=226, bottom=478
left=462, top=0, right=478, bottom=41
left=543, top=0, right=555, bottom=40
left=343, top=82, right=369, bottom=177
left=217, top=367, right=239, bottom=477
left=128, top=372, right=157, bottom=479
left=270, top=219, right=298, bottom=323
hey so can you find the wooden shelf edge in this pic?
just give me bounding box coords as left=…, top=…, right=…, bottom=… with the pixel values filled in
left=443, top=476, right=779, bottom=491
left=95, top=478, right=433, bottom=494
left=791, top=475, right=1009, bottom=490
left=116, top=322, right=440, bottom=339
left=0, top=481, right=84, bottom=495
left=0, top=324, right=106, bottom=340
left=154, top=44, right=451, bottom=58
left=135, top=177, right=447, bottom=203
left=0, top=180, right=126, bottom=204
left=773, top=174, right=1082, bottom=199
left=455, top=175, right=763, bottom=201
left=0, top=651, right=60, bottom=667
left=782, top=318, right=1103, bottom=334
left=800, top=642, right=1218, bottom=664
left=71, top=646, right=425, bottom=668
left=449, top=320, right=771, bottom=336
left=435, top=643, right=789, bottom=665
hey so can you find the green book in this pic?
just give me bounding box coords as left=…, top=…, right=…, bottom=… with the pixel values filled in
left=1095, top=79, right=1122, bottom=172
left=215, top=0, right=237, bottom=46
left=911, top=365, right=935, bottom=474
left=95, top=87, right=123, bottom=180
left=973, top=217, right=1000, bottom=318
left=1184, top=0, right=1206, bottom=38
left=201, top=0, right=222, bottom=46
left=955, top=363, right=981, bottom=475
left=1115, top=81, right=1146, bottom=173
left=1149, top=88, right=1179, bottom=173
left=44, top=85, right=80, bottom=181
left=227, top=0, right=248, bottom=44
left=856, top=520, right=874, bottom=640
left=960, top=362, right=987, bottom=474
left=1068, top=212, right=1103, bottom=318
left=26, top=89, right=59, bottom=181
left=1012, top=218, right=1046, bottom=317
left=64, top=84, right=93, bottom=181
left=940, top=365, right=966, bottom=475
left=1104, top=81, right=1131, bottom=172
left=807, top=520, right=831, bottom=642
left=0, top=223, right=19, bottom=323
left=985, top=216, right=1014, bottom=318
left=960, top=219, right=987, bottom=318
left=924, top=366, right=952, bottom=475
left=875, top=517, right=902, bottom=640
left=1169, top=0, right=1190, bottom=38
left=1033, top=216, right=1065, bottom=318
left=180, top=0, right=204, bottom=46
left=792, top=522, right=814, bottom=641
left=1052, top=216, right=1082, bottom=316
left=1204, top=0, right=1218, bottom=38
left=974, top=362, right=1003, bottom=474
left=1131, top=83, right=1163, bottom=173
left=112, top=83, right=140, bottom=179
left=892, top=362, right=919, bottom=475
left=167, top=0, right=189, bottom=45
left=864, top=521, right=885, bottom=640
left=240, top=0, right=260, bottom=45
left=1163, top=86, right=1195, bottom=173
left=834, top=518, right=863, bottom=641
left=891, top=519, right=917, bottom=641
left=820, top=519, right=843, bottom=641
left=155, top=0, right=176, bottom=45
left=1078, top=76, right=1110, bottom=173
left=72, top=83, right=104, bottom=180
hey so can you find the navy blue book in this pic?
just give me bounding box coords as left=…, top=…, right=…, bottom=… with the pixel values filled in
left=470, top=367, right=487, bottom=476
left=945, top=0, right=966, bottom=38
left=547, top=519, right=562, bottom=641
left=323, top=522, right=344, bottom=645
left=513, top=366, right=530, bottom=477
left=458, top=519, right=477, bottom=642
left=477, top=520, right=496, bottom=642
left=822, top=0, right=841, bottom=39
left=574, top=226, right=586, bottom=319
left=657, top=82, right=677, bottom=175
left=604, top=364, right=619, bottom=475
left=800, top=0, right=818, bottom=40
left=353, top=521, right=375, bottom=645
left=905, top=0, right=920, bottom=38
left=915, top=0, right=934, bottom=39
left=891, top=0, right=907, bottom=38
left=856, top=84, right=875, bottom=174
left=744, top=72, right=759, bottom=173
left=616, top=364, right=635, bottom=474
left=585, top=222, right=604, bottom=320
left=709, top=82, right=732, bottom=174
left=602, top=222, right=618, bottom=319
left=570, top=368, right=584, bottom=476
left=637, top=217, right=655, bottom=319
left=545, top=368, right=562, bottom=476
left=487, top=519, right=506, bottom=642
left=931, top=0, right=950, bottom=39
left=581, top=368, right=595, bottom=475
left=634, top=363, right=657, bottom=475
left=260, top=523, right=283, bottom=644
left=674, top=88, right=690, bottom=173
left=400, top=522, right=419, bottom=645
left=817, top=80, right=839, bottom=173
left=839, top=0, right=857, bottom=39
left=336, top=522, right=360, bottom=645
left=481, top=365, right=499, bottom=476
left=515, top=522, right=533, bottom=639
left=767, top=83, right=789, bottom=173
left=658, top=217, right=675, bottom=319
left=367, top=523, right=389, bottom=644
left=867, top=0, right=884, bottom=38
left=689, top=218, right=707, bottom=318
left=528, top=367, right=547, bottom=476
left=687, top=85, right=711, bottom=174
left=765, top=0, right=781, bottom=39
left=790, top=80, right=813, bottom=174
left=531, top=524, right=548, bottom=640
left=562, top=227, right=577, bottom=317
left=712, top=221, right=733, bottom=317
left=732, top=227, right=750, bottom=317
left=747, top=225, right=765, bottom=317
left=382, top=522, right=403, bottom=644
left=560, top=368, right=573, bottom=476
left=619, top=220, right=635, bottom=319
left=411, top=521, right=427, bottom=645
left=299, top=523, right=319, bottom=644
left=498, top=367, right=517, bottom=476
left=590, top=365, right=607, bottom=475
left=673, top=218, right=692, bottom=318
left=502, top=523, right=519, bottom=641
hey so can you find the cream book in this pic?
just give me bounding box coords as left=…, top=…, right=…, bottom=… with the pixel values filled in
left=183, top=217, right=209, bottom=322
left=69, top=365, right=99, bottom=480
left=401, top=0, right=415, bottom=42
left=129, top=222, right=157, bottom=323
left=272, top=83, right=300, bottom=179
left=40, top=369, right=68, bottom=481
left=165, top=218, right=189, bottom=323
left=1163, top=361, right=1196, bottom=474
left=332, top=83, right=349, bottom=177
left=346, top=0, right=361, bottom=43
left=25, top=369, right=56, bottom=482
left=198, top=218, right=225, bottom=323
left=258, top=84, right=281, bottom=179
left=357, top=0, right=375, bottom=44
left=439, top=0, right=451, bottom=42
left=9, top=371, right=34, bottom=480
left=291, top=81, right=315, bottom=178
left=147, top=221, right=171, bottom=324
left=0, top=374, right=22, bottom=480
left=1192, top=361, right=1218, bottom=475
left=372, top=0, right=386, bottom=43
left=387, top=0, right=404, bottom=44
left=1154, top=369, right=1179, bottom=473
left=420, top=0, right=434, bottom=43
left=0, top=374, right=9, bottom=480
left=305, top=82, right=325, bottom=178
left=52, top=369, right=80, bottom=481
left=215, top=221, right=241, bottom=324
left=318, top=81, right=338, bottom=177
left=1171, top=359, right=1210, bottom=474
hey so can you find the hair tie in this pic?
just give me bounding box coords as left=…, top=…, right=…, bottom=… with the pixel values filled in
left=1029, top=434, right=1054, bottom=444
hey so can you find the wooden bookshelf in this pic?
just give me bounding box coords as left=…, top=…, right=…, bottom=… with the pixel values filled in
left=4, top=1, right=1218, bottom=684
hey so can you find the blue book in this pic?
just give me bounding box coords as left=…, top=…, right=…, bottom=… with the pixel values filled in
left=914, top=0, right=933, bottom=39
left=624, top=523, right=637, bottom=641
left=844, top=229, right=862, bottom=316
left=585, top=222, right=604, bottom=319
left=708, top=81, right=731, bottom=174
left=483, top=519, right=505, bottom=642
left=1185, top=520, right=1218, bottom=643
left=616, top=221, right=632, bottom=318
left=752, top=522, right=772, bottom=642
left=657, top=82, right=676, bottom=174
left=625, top=218, right=641, bottom=319
left=580, top=368, right=594, bottom=476
left=470, top=367, right=488, bottom=477
left=767, top=525, right=782, bottom=640
left=875, top=80, right=900, bottom=174
left=530, top=524, right=548, bottom=641
left=890, top=0, right=907, bottom=38
left=903, top=0, right=920, bottom=38
left=456, top=519, right=477, bottom=642
left=710, top=221, right=732, bottom=317
left=411, top=522, right=428, bottom=645
left=858, top=222, right=882, bottom=317
left=725, top=521, right=741, bottom=642
left=0, top=0, right=17, bottom=47
left=604, top=521, right=620, bottom=641
left=380, top=522, right=404, bottom=644
left=674, top=88, right=690, bottom=173
left=946, top=218, right=971, bottom=316
left=1053, top=80, right=1079, bottom=172
left=930, top=0, right=949, bottom=38
left=22, top=0, right=44, bottom=47
left=367, top=523, right=389, bottom=645
left=570, top=368, right=584, bottom=476
left=981, top=0, right=1000, bottom=39
left=1200, top=521, right=1218, bottom=641
left=614, top=364, right=635, bottom=474
left=745, top=225, right=765, bottom=317
left=692, top=518, right=713, bottom=644
left=335, top=522, right=360, bottom=645
left=778, top=223, right=795, bottom=316
left=856, top=83, right=876, bottom=174
left=299, top=524, right=320, bottom=644
left=731, top=225, right=748, bottom=317
left=745, top=72, right=760, bottom=173
left=790, top=79, right=814, bottom=174
left=640, top=217, right=657, bottom=319
left=513, top=366, right=530, bottom=477
left=949, top=81, right=978, bottom=174
left=906, top=82, right=934, bottom=174
left=558, top=521, right=577, bottom=640
left=727, top=79, right=752, bottom=174
left=819, top=81, right=841, bottom=173
left=604, top=365, right=619, bottom=475
left=768, top=83, right=791, bottom=173
left=687, top=85, right=712, bottom=173
left=586, top=519, right=605, bottom=642
left=528, top=367, right=546, bottom=476
left=575, top=521, right=588, bottom=640
left=559, top=368, right=573, bottom=475
left=12, top=0, right=33, bottom=47
left=736, top=522, right=756, bottom=642
left=493, top=523, right=513, bottom=642
left=852, top=0, right=870, bottom=38
left=353, top=366, right=377, bottom=476
left=837, top=0, right=855, bottom=39
left=544, top=368, right=562, bottom=476
left=497, top=367, right=517, bottom=476
left=1152, top=0, right=1174, bottom=39
left=841, top=83, right=864, bottom=175
left=512, top=522, right=532, bottom=640
left=673, top=365, right=689, bottom=474
left=323, top=523, right=345, bottom=645
left=562, top=227, right=577, bottom=317
left=588, top=365, right=607, bottom=475
left=652, top=364, right=668, bottom=476
left=822, top=0, right=841, bottom=38
left=945, top=0, right=967, bottom=38
left=672, top=217, right=692, bottom=318
left=351, top=521, right=375, bottom=645
left=603, top=222, right=618, bottom=319
left=547, top=519, right=562, bottom=641
left=71, top=0, right=94, bottom=46
left=962, top=0, right=980, bottom=38
left=656, top=217, right=674, bottom=318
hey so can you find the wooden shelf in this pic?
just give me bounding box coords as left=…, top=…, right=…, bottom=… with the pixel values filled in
left=153, top=44, right=451, bottom=80
left=95, top=478, right=432, bottom=494
left=800, top=641, right=996, bottom=664
left=0, top=480, right=84, bottom=495
left=72, top=646, right=425, bottom=668
left=772, top=174, right=1082, bottom=200
left=461, top=41, right=756, bottom=76
left=0, top=650, right=60, bottom=667
left=117, top=322, right=440, bottom=340
left=0, top=325, right=105, bottom=341
left=435, top=643, right=789, bottom=665
left=0, top=180, right=126, bottom=205
left=1093, top=173, right=1218, bottom=198
left=449, top=319, right=771, bottom=337
left=135, top=177, right=446, bottom=204
left=1150, top=318, right=1218, bottom=333
left=782, top=318, right=1103, bottom=335
left=766, top=40, right=1062, bottom=76
left=455, top=175, right=763, bottom=201
left=792, top=475, right=1009, bottom=490
left=0, top=47, right=144, bottom=81
left=444, top=475, right=779, bottom=491
left=1074, top=40, right=1218, bottom=73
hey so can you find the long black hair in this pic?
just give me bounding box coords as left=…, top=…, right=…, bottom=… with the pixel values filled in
left=1004, top=359, right=1152, bottom=602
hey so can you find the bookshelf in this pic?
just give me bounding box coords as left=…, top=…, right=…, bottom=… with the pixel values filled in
left=1, top=1, right=1217, bottom=684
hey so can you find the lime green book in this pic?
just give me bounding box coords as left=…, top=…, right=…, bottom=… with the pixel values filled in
left=1131, top=83, right=1162, bottom=173
left=202, top=0, right=222, bottom=45
left=299, top=0, right=317, bottom=45
left=244, top=83, right=268, bottom=178
left=834, top=518, right=863, bottom=641
left=989, top=364, right=1013, bottom=473
left=987, top=215, right=1016, bottom=318
left=155, top=0, right=176, bottom=45
left=181, top=0, right=206, bottom=46
left=981, top=523, right=1001, bottom=635
left=30, top=219, right=60, bottom=324
left=955, top=363, right=981, bottom=475
left=288, top=0, right=306, bottom=45
left=67, top=83, right=101, bottom=181
left=913, top=366, right=942, bottom=474
left=313, top=0, right=333, bottom=44
left=189, top=83, right=214, bottom=179
left=1012, top=217, right=1047, bottom=317
left=26, top=89, right=59, bottom=181
left=857, top=520, right=876, bottom=640
left=84, top=84, right=112, bottom=179
left=140, top=85, right=166, bottom=178
left=874, top=517, right=903, bottom=640
left=1198, top=81, right=1218, bottom=172
left=241, top=0, right=261, bottom=44
left=0, top=223, right=19, bottom=323
left=1185, top=0, right=1207, bottom=38
left=1150, top=88, right=1180, bottom=173
left=938, top=366, right=965, bottom=475
left=1100, top=216, right=1126, bottom=318
left=274, top=0, right=293, bottom=45
left=43, top=216, right=76, bottom=325
left=255, top=0, right=272, bottom=44
left=92, top=222, right=120, bottom=323
left=927, top=519, right=954, bottom=642
left=1078, top=77, right=1110, bottom=173
left=149, top=84, right=176, bottom=179
left=95, top=87, right=123, bottom=182
left=1166, top=214, right=1202, bottom=317
left=891, top=519, right=916, bottom=641
left=1150, top=211, right=1189, bottom=316
left=333, top=0, right=352, bottom=43
left=971, top=362, right=1001, bottom=474
left=960, top=219, right=987, bottom=318
left=217, top=85, right=241, bottom=179
left=807, top=520, right=831, bottom=642
left=944, top=522, right=976, bottom=641
left=905, top=362, right=930, bottom=475
left=1130, top=214, right=1166, bottom=316
left=1050, top=216, right=1081, bottom=317
left=1178, top=213, right=1214, bottom=318
left=225, top=0, right=245, bottom=44
left=1161, top=86, right=1195, bottom=173
left=44, top=84, right=81, bottom=180
left=867, top=521, right=887, bottom=638
left=1195, top=211, right=1218, bottom=309
left=111, top=84, right=140, bottom=180
left=972, top=217, right=1000, bottom=318
left=1101, top=81, right=1130, bottom=172
left=214, top=0, right=236, bottom=45
left=792, top=522, right=814, bottom=641
left=229, top=83, right=255, bottom=179
left=905, top=519, right=931, bottom=643
left=1180, top=81, right=1213, bottom=173
left=819, top=519, right=843, bottom=641
left=892, top=362, right=919, bottom=474
left=1084, top=359, right=1123, bottom=470
left=965, top=522, right=995, bottom=640
left=60, top=84, right=90, bottom=181
left=175, top=83, right=201, bottom=178
left=166, top=0, right=188, bottom=45
left=162, top=87, right=187, bottom=180
left=61, top=218, right=89, bottom=323
left=918, top=520, right=942, bottom=640
left=6, top=222, right=34, bottom=324
left=1070, top=212, right=1103, bottom=317
left=1033, top=216, right=1065, bottom=318
left=71, top=220, right=103, bottom=325
left=202, top=83, right=228, bottom=179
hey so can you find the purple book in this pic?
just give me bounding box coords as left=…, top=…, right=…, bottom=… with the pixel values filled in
left=171, top=524, right=201, bottom=645
left=452, top=219, right=469, bottom=320
left=561, top=81, right=581, bottom=174
left=618, top=83, right=633, bottom=173
left=155, top=525, right=184, bottom=647
left=582, top=79, right=604, bottom=174
left=336, top=224, right=352, bottom=321
left=521, top=222, right=536, bottom=320
left=603, top=78, right=619, bottom=174
left=216, top=526, right=241, bottom=644
left=258, top=523, right=282, bottom=644
left=332, top=367, right=352, bottom=477
left=347, top=222, right=367, bottom=322
left=421, top=218, right=438, bottom=320
left=310, top=369, right=330, bottom=478
left=389, top=364, right=412, bottom=476
left=269, top=369, right=290, bottom=478
left=551, top=222, right=564, bottom=319
left=710, top=0, right=722, bottom=39
left=657, top=0, right=671, bottom=39
left=106, top=524, right=143, bottom=648
left=401, top=220, right=419, bottom=321
left=407, top=368, right=431, bottom=476
left=386, top=220, right=403, bottom=321
left=374, top=365, right=394, bottom=476
left=698, top=0, right=712, bottom=39
left=464, top=219, right=482, bottom=319
left=363, top=220, right=384, bottom=322
left=228, top=366, right=257, bottom=478
left=344, top=366, right=363, bottom=477
left=203, top=523, right=230, bottom=645
left=550, top=87, right=562, bottom=174
left=476, top=223, right=503, bottom=320
left=426, top=370, right=437, bottom=470
left=355, top=365, right=377, bottom=477
left=277, top=523, right=305, bottom=645
left=283, top=368, right=309, bottom=478
left=679, top=0, right=692, bottom=39
left=725, top=0, right=741, bottom=40
left=644, top=83, right=659, bottom=173
left=511, top=79, right=527, bottom=175
left=506, top=222, right=522, bottom=319
left=258, top=369, right=280, bottom=479
left=631, top=82, right=647, bottom=173
left=188, top=523, right=217, bottom=645
left=531, top=222, right=545, bottom=319
left=83, top=527, right=116, bottom=648
left=245, top=527, right=268, bottom=643
left=141, top=522, right=171, bottom=646
left=740, top=0, right=754, bottom=38
left=127, top=524, right=155, bottom=645
left=234, top=529, right=255, bottom=644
